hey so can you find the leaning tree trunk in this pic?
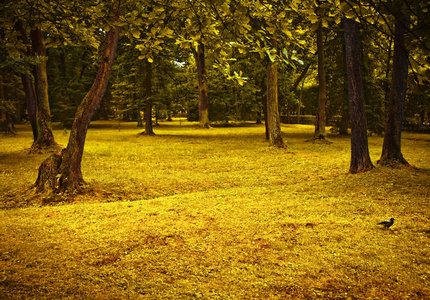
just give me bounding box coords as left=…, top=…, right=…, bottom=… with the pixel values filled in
left=30, top=28, right=56, bottom=150
left=378, top=15, right=410, bottom=166
left=343, top=17, right=373, bottom=173
left=266, top=34, right=285, bottom=148
left=315, top=22, right=327, bottom=139
left=192, top=42, right=210, bottom=129
left=143, top=61, right=154, bottom=135
left=34, top=8, right=121, bottom=194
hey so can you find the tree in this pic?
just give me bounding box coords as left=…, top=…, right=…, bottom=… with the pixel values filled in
left=143, top=60, right=155, bottom=135
left=1, top=0, right=58, bottom=149
left=192, top=42, right=210, bottom=128
left=242, top=0, right=296, bottom=147
left=266, top=34, right=285, bottom=147
left=14, top=20, right=38, bottom=141
left=378, top=13, right=410, bottom=165
left=30, top=27, right=57, bottom=150
left=343, top=17, right=373, bottom=173
left=34, top=5, right=121, bottom=193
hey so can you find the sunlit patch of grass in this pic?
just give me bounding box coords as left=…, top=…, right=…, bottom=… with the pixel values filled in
left=1, top=120, right=429, bottom=299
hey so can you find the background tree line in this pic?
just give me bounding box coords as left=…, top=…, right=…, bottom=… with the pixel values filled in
left=0, top=0, right=429, bottom=191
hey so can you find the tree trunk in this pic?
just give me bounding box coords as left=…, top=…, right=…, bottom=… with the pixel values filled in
left=21, top=74, right=38, bottom=141
left=30, top=28, right=56, bottom=149
left=192, top=42, right=210, bottom=128
left=266, top=35, right=285, bottom=148
left=292, top=62, right=312, bottom=91
left=33, top=150, right=63, bottom=193
left=297, top=79, right=305, bottom=124
left=315, top=22, right=327, bottom=139
left=143, top=61, right=154, bottom=135
left=384, top=36, right=393, bottom=109
left=15, top=20, right=38, bottom=141
left=343, top=18, right=373, bottom=173
left=35, top=8, right=121, bottom=194
left=378, top=15, right=410, bottom=166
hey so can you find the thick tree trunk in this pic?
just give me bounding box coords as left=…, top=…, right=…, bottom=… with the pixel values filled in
left=343, top=18, right=373, bottom=173
left=30, top=28, right=56, bottom=149
left=143, top=61, right=154, bottom=135
left=33, top=150, right=63, bottom=193
left=266, top=35, right=285, bottom=148
left=35, top=9, right=121, bottom=194
left=315, top=22, right=327, bottom=139
left=192, top=42, right=210, bottom=129
left=15, top=20, right=38, bottom=141
left=378, top=16, right=410, bottom=166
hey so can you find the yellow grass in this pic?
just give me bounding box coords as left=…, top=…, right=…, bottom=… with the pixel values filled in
left=0, top=120, right=429, bottom=299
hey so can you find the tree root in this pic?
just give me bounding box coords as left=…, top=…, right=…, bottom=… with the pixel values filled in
left=33, top=149, right=64, bottom=193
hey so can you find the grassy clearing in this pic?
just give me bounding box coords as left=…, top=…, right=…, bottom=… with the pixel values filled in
left=0, top=120, right=429, bottom=299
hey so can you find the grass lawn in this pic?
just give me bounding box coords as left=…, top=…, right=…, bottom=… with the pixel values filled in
left=1, top=120, right=429, bottom=299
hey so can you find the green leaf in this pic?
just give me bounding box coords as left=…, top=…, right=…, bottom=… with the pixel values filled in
left=163, top=28, right=174, bottom=37
left=131, top=29, right=140, bottom=39
left=266, top=49, right=275, bottom=62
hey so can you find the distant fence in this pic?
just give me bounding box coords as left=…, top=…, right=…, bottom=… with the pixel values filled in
left=280, top=115, right=315, bottom=125
left=280, top=115, right=342, bottom=126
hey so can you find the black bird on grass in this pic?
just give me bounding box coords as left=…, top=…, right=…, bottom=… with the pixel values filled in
left=377, top=218, right=395, bottom=228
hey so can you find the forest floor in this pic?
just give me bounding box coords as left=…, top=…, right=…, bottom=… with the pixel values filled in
left=0, top=120, right=429, bottom=299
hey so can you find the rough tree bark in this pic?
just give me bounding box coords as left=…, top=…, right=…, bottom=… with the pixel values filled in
left=378, top=15, right=410, bottom=166
left=315, top=22, right=327, bottom=139
left=30, top=28, right=56, bottom=149
left=35, top=7, right=121, bottom=193
left=192, top=42, right=210, bottom=129
left=343, top=17, right=373, bottom=173
left=33, top=149, right=64, bottom=193
left=266, top=35, right=285, bottom=148
left=143, top=61, right=154, bottom=135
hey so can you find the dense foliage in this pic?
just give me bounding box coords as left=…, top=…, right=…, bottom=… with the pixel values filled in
left=0, top=0, right=428, bottom=133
